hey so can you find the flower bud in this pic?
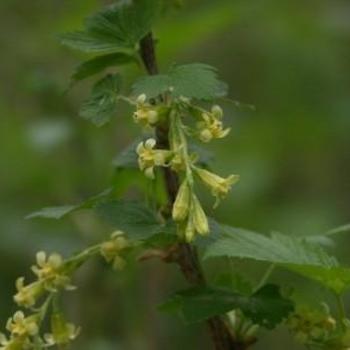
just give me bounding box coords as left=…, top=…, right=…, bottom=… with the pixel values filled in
left=211, top=105, right=223, bottom=118
left=172, top=180, right=191, bottom=222
left=199, top=129, right=213, bottom=143
left=192, top=194, right=209, bottom=235
left=136, top=94, right=147, bottom=104
left=185, top=216, right=195, bottom=242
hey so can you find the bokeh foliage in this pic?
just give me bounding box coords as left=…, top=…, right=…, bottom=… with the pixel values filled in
left=1, top=0, right=350, bottom=349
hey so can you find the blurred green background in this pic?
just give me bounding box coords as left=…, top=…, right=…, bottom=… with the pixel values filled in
left=1, top=0, right=350, bottom=349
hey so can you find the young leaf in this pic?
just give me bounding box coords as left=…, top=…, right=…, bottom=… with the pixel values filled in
left=95, top=199, right=173, bottom=240
left=80, top=74, right=121, bottom=126
left=26, top=188, right=113, bottom=220
left=72, top=53, right=136, bottom=83
left=159, top=284, right=293, bottom=329
left=132, top=63, right=228, bottom=100
left=61, top=0, right=161, bottom=54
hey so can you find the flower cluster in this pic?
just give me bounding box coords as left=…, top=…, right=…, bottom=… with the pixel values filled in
left=1, top=230, right=132, bottom=349
left=0, top=311, right=39, bottom=350
left=14, top=252, right=73, bottom=309
left=0, top=252, right=79, bottom=350
left=132, top=93, right=239, bottom=241
left=100, top=231, right=130, bottom=270
left=287, top=305, right=350, bottom=349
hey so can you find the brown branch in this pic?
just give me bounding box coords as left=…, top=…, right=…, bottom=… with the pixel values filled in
left=139, top=32, right=252, bottom=350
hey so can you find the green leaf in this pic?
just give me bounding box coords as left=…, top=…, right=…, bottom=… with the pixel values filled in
left=288, top=265, right=350, bottom=295
left=214, top=273, right=254, bottom=296
left=132, top=63, right=228, bottom=100
left=204, top=225, right=338, bottom=267
left=80, top=74, right=121, bottom=126
left=95, top=199, right=173, bottom=240
left=112, top=136, right=145, bottom=170
left=159, top=284, right=293, bottom=329
left=26, top=205, right=78, bottom=220
left=72, top=53, right=136, bottom=82
left=61, top=0, right=161, bottom=54
left=204, top=224, right=350, bottom=293
left=26, top=188, right=113, bottom=220
left=143, top=233, right=177, bottom=248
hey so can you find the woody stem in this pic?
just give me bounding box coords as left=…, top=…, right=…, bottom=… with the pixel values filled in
left=139, top=32, right=250, bottom=350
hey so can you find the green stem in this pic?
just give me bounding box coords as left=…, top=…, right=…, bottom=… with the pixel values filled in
left=64, top=244, right=101, bottom=271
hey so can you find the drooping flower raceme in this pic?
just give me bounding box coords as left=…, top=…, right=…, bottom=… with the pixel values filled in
left=132, top=96, right=238, bottom=242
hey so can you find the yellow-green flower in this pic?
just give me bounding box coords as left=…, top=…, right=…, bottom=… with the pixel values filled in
left=194, top=167, right=239, bottom=206
left=100, top=231, right=129, bottom=270
left=136, top=138, right=171, bottom=179
left=133, top=94, right=159, bottom=127
left=6, top=311, right=38, bottom=338
left=13, top=278, right=44, bottom=308
left=44, top=313, right=80, bottom=347
left=170, top=152, right=186, bottom=172
left=31, top=252, right=72, bottom=291
left=197, top=105, right=230, bottom=143
left=0, top=334, right=27, bottom=350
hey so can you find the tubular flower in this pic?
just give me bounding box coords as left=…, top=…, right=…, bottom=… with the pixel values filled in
left=197, top=105, right=230, bottom=143
left=44, top=313, right=80, bottom=347
left=133, top=94, right=159, bottom=127
left=14, top=278, right=44, bottom=308
left=31, top=252, right=72, bottom=291
left=136, top=138, right=171, bottom=179
left=194, top=167, right=239, bottom=206
left=100, top=231, right=129, bottom=270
